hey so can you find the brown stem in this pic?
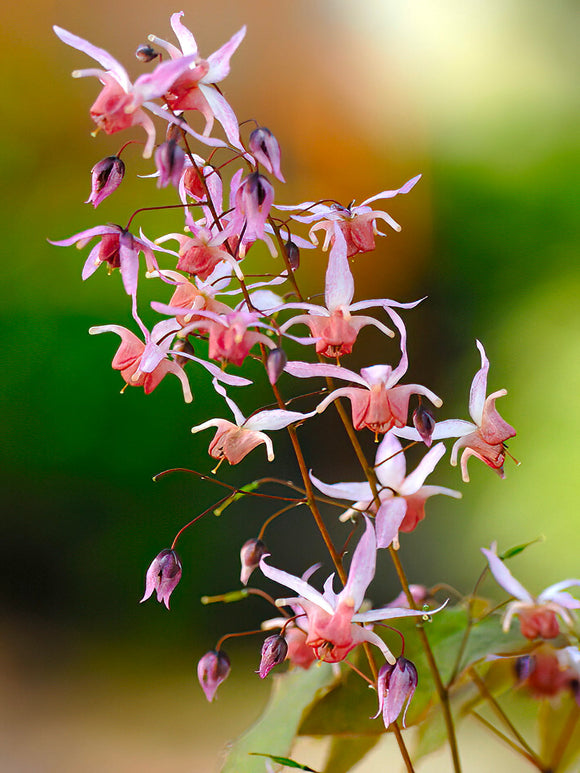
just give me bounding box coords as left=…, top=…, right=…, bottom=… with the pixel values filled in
left=469, top=667, right=544, bottom=769
left=470, top=712, right=547, bottom=771
left=551, top=701, right=580, bottom=771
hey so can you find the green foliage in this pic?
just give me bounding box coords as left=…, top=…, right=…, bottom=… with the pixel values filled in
left=220, top=663, right=335, bottom=773
left=499, top=537, right=543, bottom=561
left=249, top=753, right=319, bottom=771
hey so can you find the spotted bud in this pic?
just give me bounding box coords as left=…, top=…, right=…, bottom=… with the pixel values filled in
left=86, top=156, right=125, bottom=208
left=257, top=635, right=288, bottom=678
left=240, top=538, right=267, bottom=585
left=285, top=240, right=300, bottom=271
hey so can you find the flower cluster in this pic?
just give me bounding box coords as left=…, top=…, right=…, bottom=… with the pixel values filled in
left=54, top=13, right=580, bottom=773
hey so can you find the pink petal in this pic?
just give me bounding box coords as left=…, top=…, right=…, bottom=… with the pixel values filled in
left=205, top=26, right=246, bottom=82
left=375, top=497, right=407, bottom=549
left=324, top=226, right=353, bottom=311
left=469, top=340, right=490, bottom=425
left=338, top=516, right=376, bottom=611
left=481, top=545, right=534, bottom=603
left=360, top=175, right=422, bottom=206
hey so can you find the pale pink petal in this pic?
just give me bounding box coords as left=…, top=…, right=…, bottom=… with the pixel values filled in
left=259, top=558, right=333, bottom=614
left=481, top=545, right=534, bottom=603
left=212, top=379, right=246, bottom=426
left=480, top=390, right=516, bottom=444
left=375, top=497, right=407, bottom=549
left=244, top=408, right=314, bottom=432
left=199, top=84, right=242, bottom=148
left=339, top=516, right=376, bottom=611
left=469, top=340, right=490, bottom=425
left=284, top=361, right=367, bottom=386
left=169, top=11, right=199, bottom=55
left=354, top=599, right=448, bottom=624
left=375, top=433, right=406, bottom=488
left=399, top=443, right=446, bottom=496
left=53, top=25, right=130, bottom=91
left=360, top=175, right=422, bottom=207
left=205, top=26, right=246, bottom=82
left=309, top=472, right=372, bottom=504
left=324, top=226, right=353, bottom=310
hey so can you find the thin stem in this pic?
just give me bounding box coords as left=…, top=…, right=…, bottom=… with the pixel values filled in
left=392, top=722, right=416, bottom=773
left=258, top=502, right=306, bottom=541
left=154, top=468, right=302, bottom=503
left=470, top=712, right=546, bottom=771
left=216, top=628, right=265, bottom=651
left=550, top=701, right=580, bottom=772
left=170, top=494, right=231, bottom=549
left=468, top=667, right=544, bottom=769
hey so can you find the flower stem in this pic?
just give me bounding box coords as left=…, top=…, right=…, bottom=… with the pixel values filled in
left=550, top=700, right=580, bottom=772
left=470, top=712, right=547, bottom=770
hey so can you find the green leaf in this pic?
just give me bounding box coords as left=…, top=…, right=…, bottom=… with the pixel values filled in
left=249, top=752, right=319, bottom=771
left=220, top=663, right=335, bottom=773
left=500, top=536, right=543, bottom=560
left=321, top=736, right=380, bottom=773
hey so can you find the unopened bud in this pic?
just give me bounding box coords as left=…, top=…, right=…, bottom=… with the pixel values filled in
left=183, top=166, right=206, bottom=200
left=413, top=402, right=436, bottom=447
left=266, top=348, right=287, bottom=385
left=240, top=538, right=267, bottom=585
left=135, top=44, right=159, bottom=62
left=257, top=635, right=288, bottom=678
left=140, top=548, right=182, bottom=609
left=248, top=127, right=285, bottom=182
left=374, top=657, right=418, bottom=729
left=285, top=240, right=300, bottom=271
left=197, top=649, right=231, bottom=702
left=86, top=156, right=125, bottom=208
left=515, top=654, right=536, bottom=682
left=172, top=338, right=195, bottom=368
left=155, top=139, right=187, bottom=189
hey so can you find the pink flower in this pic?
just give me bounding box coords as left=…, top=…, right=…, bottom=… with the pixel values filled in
left=148, top=12, right=245, bottom=147
left=53, top=26, right=198, bottom=157
left=285, top=308, right=441, bottom=436
left=276, top=175, right=420, bottom=257
left=260, top=517, right=447, bottom=664
left=50, top=224, right=157, bottom=297
left=140, top=549, right=182, bottom=609
left=310, top=433, right=461, bottom=548
left=280, top=227, right=419, bottom=359
left=191, top=380, right=315, bottom=465
left=88, top=319, right=193, bottom=401
left=396, top=340, right=516, bottom=482
left=482, top=543, right=580, bottom=640
left=373, top=657, right=418, bottom=729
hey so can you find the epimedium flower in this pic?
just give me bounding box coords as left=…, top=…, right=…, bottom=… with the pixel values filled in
left=53, top=26, right=199, bottom=158
left=249, top=127, right=285, bottom=183
left=276, top=175, right=421, bottom=257
left=396, top=340, right=516, bottom=482
left=280, top=226, right=420, bottom=359
left=50, top=224, right=158, bottom=297
left=147, top=12, right=245, bottom=147
left=481, top=543, right=580, bottom=640
left=310, top=432, right=461, bottom=549
left=373, top=657, right=418, bottom=730
left=260, top=516, right=447, bottom=664
left=140, top=549, right=182, bottom=609
left=191, top=379, right=316, bottom=465
left=284, top=307, right=442, bottom=437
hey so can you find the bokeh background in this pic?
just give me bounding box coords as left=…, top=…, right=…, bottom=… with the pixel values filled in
left=2, top=0, right=578, bottom=770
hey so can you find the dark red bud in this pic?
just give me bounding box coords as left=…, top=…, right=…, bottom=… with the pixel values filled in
left=266, top=348, right=288, bottom=385
left=413, top=402, right=436, bottom=447
left=155, top=139, right=187, bottom=189
left=248, top=127, right=285, bottom=182
left=172, top=338, right=195, bottom=368
left=257, top=635, right=288, bottom=678
left=135, top=44, right=159, bottom=62
left=240, top=538, right=267, bottom=585
left=86, top=156, right=125, bottom=208
left=285, top=240, right=300, bottom=271
left=246, top=172, right=268, bottom=206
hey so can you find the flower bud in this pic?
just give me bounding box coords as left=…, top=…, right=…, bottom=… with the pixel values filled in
left=197, top=649, right=231, bottom=702
left=240, top=538, right=267, bottom=585
left=285, top=240, right=300, bottom=271
left=135, top=44, right=159, bottom=62
left=172, top=337, right=195, bottom=368
left=266, top=348, right=288, bottom=385
left=86, top=156, right=125, bottom=208
left=140, top=548, right=182, bottom=609
left=257, top=635, right=288, bottom=678
left=374, top=657, right=418, bottom=729
left=515, top=654, right=536, bottom=682
left=248, top=126, right=285, bottom=182
left=183, top=166, right=206, bottom=200
left=155, top=139, right=187, bottom=189
left=413, top=402, right=436, bottom=447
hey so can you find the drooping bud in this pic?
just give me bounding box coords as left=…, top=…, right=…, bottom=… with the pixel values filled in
left=85, top=156, right=125, bottom=208
left=140, top=549, right=182, bottom=609
left=285, top=240, right=300, bottom=271
left=266, top=348, right=288, bottom=385
left=197, top=649, right=231, bottom=702
left=515, top=654, right=536, bottom=682
left=172, top=337, right=195, bottom=368
left=155, top=139, right=187, bottom=189
left=248, top=127, right=285, bottom=182
left=183, top=166, right=206, bottom=200
left=240, top=538, right=267, bottom=585
left=257, top=635, right=288, bottom=678
left=235, top=172, right=274, bottom=239
left=413, top=401, right=436, bottom=447
left=135, top=44, right=159, bottom=62
left=374, top=657, right=418, bottom=729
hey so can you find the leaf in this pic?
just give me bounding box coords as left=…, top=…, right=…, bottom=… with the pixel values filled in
left=249, top=752, right=319, bottom=771
left=220, top=663, right=335, bottom=773
left=500, top=536, right=543, bottom=560
left=321, top=736, right=380, bottom=773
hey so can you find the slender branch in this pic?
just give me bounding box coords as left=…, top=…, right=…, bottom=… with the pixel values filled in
left=468, top=667, right=544, bottom=769
left=470, top=712, right=546, bottom=771
left=550, top=701, right=580, bottom=772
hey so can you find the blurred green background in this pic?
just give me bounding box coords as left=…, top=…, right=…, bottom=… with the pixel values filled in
left=2, top=0, right=578, bottom=770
